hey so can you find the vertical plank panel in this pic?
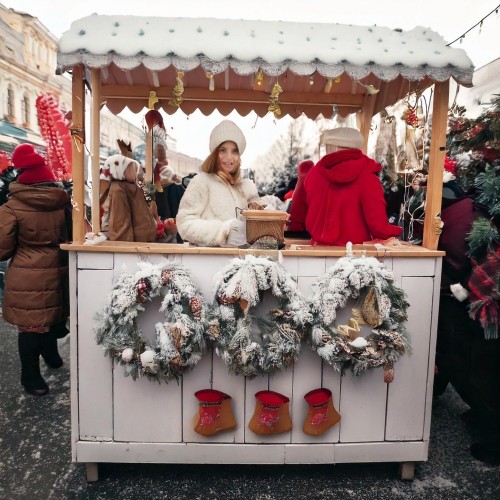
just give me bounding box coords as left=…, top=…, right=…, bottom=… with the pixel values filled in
left=291, top=347, right=322, bottom=443
left=78, top=269, right=114, bottom=439
left=338, top=370, right=387, bottom=442
left=69, top=252, right=79, bottom=461
left=385, top=276, right=434, bottom=440
left=182, top=351, right=214, bottom=443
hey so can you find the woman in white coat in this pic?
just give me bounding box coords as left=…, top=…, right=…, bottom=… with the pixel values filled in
left=177, top=120, right=260, bottom=247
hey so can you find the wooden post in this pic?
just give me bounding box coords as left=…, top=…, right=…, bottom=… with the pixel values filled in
left=145, top=128, right=153, bottom=183
left=71, top=65, right=86, bottom=243
left=423, top=81, right=449, bottom=250
left=357, top=93, right=377, bottom=153
left=90, top=69, right=101, bottom=233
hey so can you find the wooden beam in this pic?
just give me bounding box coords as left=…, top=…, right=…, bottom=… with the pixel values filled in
left=90, top=68, right=101, bottom=234
left=423, top=81, right=449, bottom=250
left=71, top=65, right=86, bottom=243
left=100, top=85, right=364, bottom=107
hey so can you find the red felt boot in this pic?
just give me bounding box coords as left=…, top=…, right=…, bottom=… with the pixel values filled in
left=193, top=389, right=236, bottom=436
left=248, top=390, right=292, bottom=435
left=303, top=388, right=341, bottom=436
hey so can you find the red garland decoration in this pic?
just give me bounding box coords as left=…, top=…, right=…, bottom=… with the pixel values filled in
left=35, top=94, right=72, bottom=180
left=0, top=151, right=11, bottom=173
left=444, top=157, right=458, bottom=175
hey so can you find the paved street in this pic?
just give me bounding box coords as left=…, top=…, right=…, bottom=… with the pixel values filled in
left=0, top=314, right=499, bottom=499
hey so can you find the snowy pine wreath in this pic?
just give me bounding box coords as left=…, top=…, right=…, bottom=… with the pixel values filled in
left=309, top=248, right=410, bottom=381
left=94, top=261, right=208, bottom=382
left=208, top=255, right=312, bottom=378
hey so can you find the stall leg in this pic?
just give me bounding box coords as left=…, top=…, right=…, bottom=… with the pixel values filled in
left=86, top=462, right=99, bottom=482
left=399, top=461, right=415, bottom=480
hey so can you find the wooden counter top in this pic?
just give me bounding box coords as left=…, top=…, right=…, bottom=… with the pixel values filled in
left=61, top=240, right=444, bottom=258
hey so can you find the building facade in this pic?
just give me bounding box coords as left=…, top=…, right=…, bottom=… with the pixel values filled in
left=0, top=3, right=201, bottom=177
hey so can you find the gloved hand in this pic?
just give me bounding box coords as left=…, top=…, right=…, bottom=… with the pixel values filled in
left=226, top=218, right=247, bottom=247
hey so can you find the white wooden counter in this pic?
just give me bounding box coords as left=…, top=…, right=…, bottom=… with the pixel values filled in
left=64, top=241, right=443, bottom=481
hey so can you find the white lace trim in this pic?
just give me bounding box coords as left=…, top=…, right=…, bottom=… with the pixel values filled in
left=57, top=51, right=473, bottom=85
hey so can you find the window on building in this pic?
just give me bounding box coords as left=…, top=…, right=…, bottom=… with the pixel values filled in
left=7, top=86, right=15, bottom=120
left=22, top=94, right=31, bottom=126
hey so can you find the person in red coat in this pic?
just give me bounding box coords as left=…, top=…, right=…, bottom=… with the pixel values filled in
left=290, top=127, right=401, bottom=246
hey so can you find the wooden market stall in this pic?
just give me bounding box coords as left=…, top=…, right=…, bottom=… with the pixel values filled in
left=57, top=15, right=474, bottom=481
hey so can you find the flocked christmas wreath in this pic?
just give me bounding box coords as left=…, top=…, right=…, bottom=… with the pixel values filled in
left=309, top=246, right=410, bottom=382
left=208, top=255, right=312, bottom=378
left=94, top=261, right=208, bottom=383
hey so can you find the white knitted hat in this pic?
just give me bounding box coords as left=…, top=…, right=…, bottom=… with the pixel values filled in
left=209, top=120, right=246, bottom=154
left=321, top=127, right=363, bottom=149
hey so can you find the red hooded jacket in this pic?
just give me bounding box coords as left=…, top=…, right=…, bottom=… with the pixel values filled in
left=292, top=149, right=402, bottom=245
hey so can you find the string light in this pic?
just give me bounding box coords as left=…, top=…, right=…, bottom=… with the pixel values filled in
left=447, top=4, right=500, bottom=46
left=309, top=75, right=314, bottom=86
left=205, top=72, right=215, bottom=91
left=324, top=78, right=333, bottom=93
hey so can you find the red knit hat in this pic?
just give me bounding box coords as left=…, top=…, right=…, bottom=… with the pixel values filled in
left=12, top=144, right=56, bottom=184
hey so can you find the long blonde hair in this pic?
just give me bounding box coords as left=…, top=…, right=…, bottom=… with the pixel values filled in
left=201, top=144, right=241, bottom=185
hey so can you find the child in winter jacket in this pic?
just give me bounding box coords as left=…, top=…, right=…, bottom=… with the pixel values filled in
left=289, top=127, right=402, bottom=246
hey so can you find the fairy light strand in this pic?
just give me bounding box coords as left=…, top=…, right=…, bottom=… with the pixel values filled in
left=446, top=4, right=500, bottom=46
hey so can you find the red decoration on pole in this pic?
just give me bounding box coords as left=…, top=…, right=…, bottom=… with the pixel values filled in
left=35, top=94, right=72, bottom=180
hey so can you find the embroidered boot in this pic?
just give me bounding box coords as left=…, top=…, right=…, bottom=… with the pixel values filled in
left=248, top=390, right=292, bottom=435
left=193, top=389, right=236, bottom=436
left=303, top=388, right=340, bottom=436
left=18, top=332, right=49, bottom=396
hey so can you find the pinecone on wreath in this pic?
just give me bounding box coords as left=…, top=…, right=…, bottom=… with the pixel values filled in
left=189, top=296, right=203, bottom=320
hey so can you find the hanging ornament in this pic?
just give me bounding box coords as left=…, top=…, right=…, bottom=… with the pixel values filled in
left=205, top=72, right=215, bottom=91
left=268, top=82, right=283, bottom=118
left=169, top=71, right=185, bottom=108
left=402, top=106, right=419, bottom=127
left=248, top=390, right=292, bottom=435
left=144, top=110, right=166, bottom=132
left=254, top=67, right=264, bottom=87
left=303, top=388, right=341, bottom=436
left=193, top=389, right=236, bottom=436
left=148, top=90, right=159, bottom=110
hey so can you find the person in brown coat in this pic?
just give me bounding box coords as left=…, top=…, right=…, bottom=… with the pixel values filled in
left=0, top=144, right=71, bottom=396
left=104, top=154, right=158, bottom=242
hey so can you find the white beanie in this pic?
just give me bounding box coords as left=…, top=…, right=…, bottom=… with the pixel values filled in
left=321, top=127, right=364, bottom=149
left=209, top=120, right=246, bottom=155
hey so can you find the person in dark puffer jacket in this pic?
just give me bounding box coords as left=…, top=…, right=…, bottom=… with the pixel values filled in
left=0, top=144, right=71, bottom=396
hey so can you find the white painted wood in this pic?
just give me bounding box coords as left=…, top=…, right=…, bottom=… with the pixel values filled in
left=285, top=444, right=335, bottom=463
left=290, top=346, right=323, bottom=443
left=298, top=256, right=326, bottom=276
left=77, top=269, right=114, bottom=440
left=281, top=255, right=298, bottom=277
left=114, top=372, right=182, bottom=443
left=297, top=275, right=316, bottom=297
left=394, top=257, right=436, bottom=277
left=77, top=441, right=286, bottom=463
left=338, top=369, right=387, bottom=443
left=72, top=250, right=440, bottom=467
left=423, top=258, right=442, bottom=442
left=181, top=254, right=230, bottom=301
left=78, top=252, right=113, bottom=270
left=210, top=353, right=246, bottom=443
left=244, top=375, right=269, bottom=444
left=334, top=441, right=428, bottom=463
left=182, top=351, right=214, bottom=443
left=386, top=276, right=434, bottom=441
left=69, top=252, right=79, bottom=462
left=75, top=440, right=427, bottom=464
left=321, top=363, right=342, bottom=443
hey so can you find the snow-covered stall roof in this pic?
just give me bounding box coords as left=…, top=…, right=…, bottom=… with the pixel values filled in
left=57, top=15, right=474, bottom=118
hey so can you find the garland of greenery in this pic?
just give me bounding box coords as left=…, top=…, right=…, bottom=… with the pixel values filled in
left=308, top=249, right=410, bottom=380
left=208, top=255, right=312, bottom=378
left=94, top=261, right=208, bottom=383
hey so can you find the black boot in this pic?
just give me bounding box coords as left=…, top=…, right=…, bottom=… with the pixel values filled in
left=18, top=332, right=49, bottom=396
left=40, top=331, right=63, bottom=369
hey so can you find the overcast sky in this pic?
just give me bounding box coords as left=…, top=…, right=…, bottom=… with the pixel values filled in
left=4, top=0, right=499, bottom=165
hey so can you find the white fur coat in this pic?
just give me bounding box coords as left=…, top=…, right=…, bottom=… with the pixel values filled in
left=176, top=172, right=259, bottom=247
